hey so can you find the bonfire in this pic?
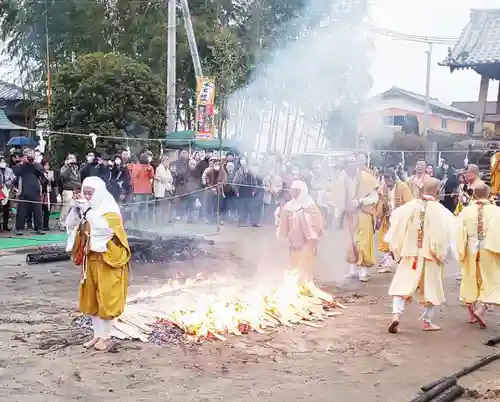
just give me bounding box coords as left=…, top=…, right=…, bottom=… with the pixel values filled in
left=110, top=271, right=345, bottom=343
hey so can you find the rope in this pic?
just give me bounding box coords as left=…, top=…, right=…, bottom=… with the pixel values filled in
left=20, top=126, right=496, bottom=153
left=8, top=182, right=277, bottom=206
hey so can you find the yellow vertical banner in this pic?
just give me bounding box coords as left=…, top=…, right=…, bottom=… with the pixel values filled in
left=195, top=77, right=216, bottom=140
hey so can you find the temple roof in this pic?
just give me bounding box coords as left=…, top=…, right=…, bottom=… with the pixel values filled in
left=439, top=9, right=500, bottom=78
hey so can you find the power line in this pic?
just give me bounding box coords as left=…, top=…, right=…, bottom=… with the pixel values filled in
left=364, top=24, right=459, bottom=45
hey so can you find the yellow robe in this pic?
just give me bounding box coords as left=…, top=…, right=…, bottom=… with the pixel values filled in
left=490, top=152, right=500, bottom=195
left=406, top=174, right=428, bottom=198
left=377, top=181, right=413, bottom=253
left=386, top=199, right=456, bottom=306
left=71, top=212, right=131, bottom=320
left=330, top=170, right=379, bottom=267
left=456, top=201, right=500, bottom=305
left=278, top=204, right=324, bottom=278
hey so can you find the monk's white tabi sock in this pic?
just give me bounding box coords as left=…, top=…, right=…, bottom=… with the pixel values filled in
left=91, top=316, right=103, bottom=338
left=392, top=296, right=406, bottom=315
left=358, top=267, right=368, bottom=278
left=420, top=305, right=434, bottom=323
left=100, top=319, right=112, bottom=340
left=345, top=264, right=358, bottom=279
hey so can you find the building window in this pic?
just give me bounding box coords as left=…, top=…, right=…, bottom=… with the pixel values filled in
left=441, top=118, right=447, bottom=129
left=467, top=121, right=474, bottom=135
left=393, top=115, right=406, bottom=126
left=383, top=116, right=394, bottom=125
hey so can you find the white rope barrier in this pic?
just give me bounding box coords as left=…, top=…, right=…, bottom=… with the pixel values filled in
left=16, top=126, right=500, bottom=153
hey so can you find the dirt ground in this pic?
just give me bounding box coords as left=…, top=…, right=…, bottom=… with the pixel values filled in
left=0, top=226, right=500, bottom=402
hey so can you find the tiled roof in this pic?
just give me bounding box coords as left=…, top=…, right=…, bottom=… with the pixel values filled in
left=451, top=101, right=498, bottom=116
left=0, top=110, right=27, bottom=130
left=379, top=87, right=474, bottom=118
left=440, top=9, right=500, bottom=71
left=0, top=80, right=27, bottom=101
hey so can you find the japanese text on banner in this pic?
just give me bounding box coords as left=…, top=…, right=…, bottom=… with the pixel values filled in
left=195, top=77, right=216, bottom=140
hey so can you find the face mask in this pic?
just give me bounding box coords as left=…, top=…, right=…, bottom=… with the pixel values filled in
left=115, top=159, right=121, bottom=165
left=147, top=156, right=152, bottom=163
left=443, top=164, right=449, bottom=170
left=35, top=156, right=42, bottom=163
left=214, top=166, right=220, bottom=171
left=0, top=163, right=6, bottom=169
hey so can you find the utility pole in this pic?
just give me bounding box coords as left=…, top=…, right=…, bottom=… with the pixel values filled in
left=423, top=42, right=432, bottom=137
left=166, top=0, right=177, bottom=134
left=179, top=0, right=203, bottom=78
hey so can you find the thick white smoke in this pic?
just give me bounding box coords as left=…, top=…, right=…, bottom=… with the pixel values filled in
left=227, top=0, right=373, bottom=155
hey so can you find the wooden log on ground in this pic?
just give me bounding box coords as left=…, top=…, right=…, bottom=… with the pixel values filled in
left=420, top=352, right=500, bottom=392
left=410, top=377, right=457, bottom=402
left=485, top=335, right=500, bottom=346
left=429, top=385, right=464, bottom=402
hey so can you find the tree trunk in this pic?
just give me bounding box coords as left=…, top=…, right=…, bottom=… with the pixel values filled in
left=315, top=122, right=324, bottom=148
left=266, top=105, right=276, bottom=151
left=286, top=108, right=300, bottom=156
left=282, top=104, right=292, bottom=153
left=255, top=111, right=265, bottom=154
left=297, top=119, right=307, bottom=153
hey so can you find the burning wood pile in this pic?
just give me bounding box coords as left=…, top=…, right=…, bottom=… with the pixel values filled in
left=107, top=271, right=345, bottom=343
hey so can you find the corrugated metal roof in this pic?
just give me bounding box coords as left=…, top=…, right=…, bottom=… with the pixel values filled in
left=0, top=110, right=27, bottom=130
left=377, top=87, right=474, bottom=118
left=440, top=9, right=500, bottom=72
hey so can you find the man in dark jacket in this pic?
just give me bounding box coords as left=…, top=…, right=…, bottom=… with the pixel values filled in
left=233, top=163, right=261, bottom=227
left=13, top=148, right=47, bottom=235
left=80, top=151, right=107, bottom=182
left=106, top=155, right=131, bottom=202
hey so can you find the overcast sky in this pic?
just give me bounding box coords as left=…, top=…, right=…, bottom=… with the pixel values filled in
left=369, top=0, right=500, bottom=104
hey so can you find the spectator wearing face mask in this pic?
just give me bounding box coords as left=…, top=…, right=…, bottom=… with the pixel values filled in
left=183, top=158, right=202, bottom=222
left=13, top=148, right=47, bottom=235
left=130, top=152, right=154, bottom=223
left=0, top=156, right=15, bottom=231
left=41, top=160, right=57, bottom=231
left=233, top=161, right=260, bottom=227
left=154, top=156, right=175, bottom=222
left=81, top=151, right=107, bottom=182
left=59, top=153, right=81, bottom=230
left=107, top=156, right=131, bottom=203
left=204, top=160, right=228, bottom=224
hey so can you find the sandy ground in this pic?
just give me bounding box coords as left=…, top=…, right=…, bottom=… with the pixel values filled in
left=0, top=226, right=499, bottom=402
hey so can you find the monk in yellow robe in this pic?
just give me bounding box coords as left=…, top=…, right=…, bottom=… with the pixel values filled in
left=357, top=152, right=374, bottom=176
left=456, top=183, right=500, bottom=328
left=376, top=169, right=413, bottom=273
left=66, top=176, right=131, bottom=351
left=277, top=180, right=324, bottom=280
left=490, top=152, right=500, bottom=196
left=385, top=178, right=457, bottom=333
left=330, top=155, right=379, bottom=282
left=406, top=160, right=428, bottom=198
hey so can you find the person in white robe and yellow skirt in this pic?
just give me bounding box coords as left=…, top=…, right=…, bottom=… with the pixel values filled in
left=330, top=155, right=379, bottom=282
left=385, top=178, right=457, bottom=333
left=456, top=182, right=500, bottom=328
left=66, top=176, right=131, bottom=351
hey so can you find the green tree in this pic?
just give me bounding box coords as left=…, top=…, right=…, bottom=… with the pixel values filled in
left=50, top=52, right=165, bottom=164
